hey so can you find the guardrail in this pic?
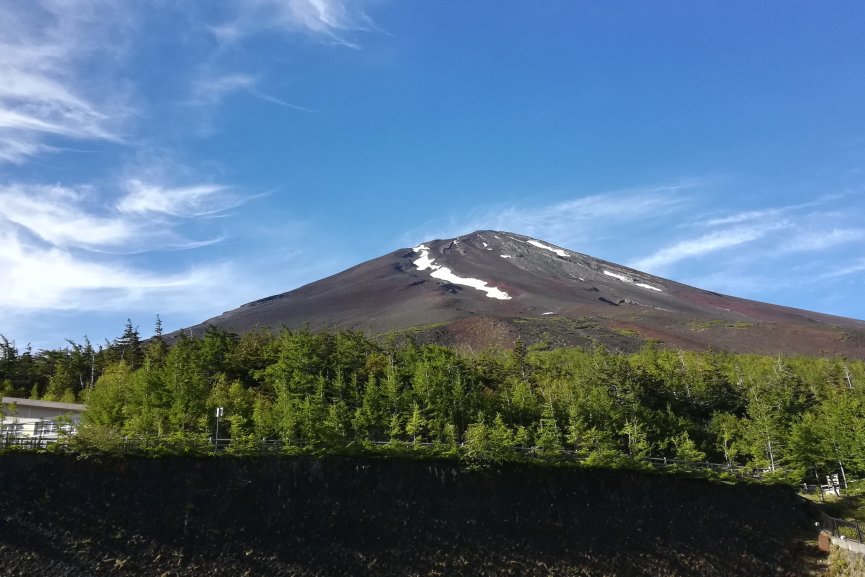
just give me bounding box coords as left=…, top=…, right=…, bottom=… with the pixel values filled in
left=820, top=511, right=865, bottom=543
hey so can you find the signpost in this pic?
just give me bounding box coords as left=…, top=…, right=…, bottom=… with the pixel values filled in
left=215, top=406, right=224, bottom=448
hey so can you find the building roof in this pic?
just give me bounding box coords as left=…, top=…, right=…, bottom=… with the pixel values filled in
left=2, top=397, right=87, bottom=412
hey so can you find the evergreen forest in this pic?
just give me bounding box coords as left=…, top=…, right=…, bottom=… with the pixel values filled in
left=2, top=320, right=864, bottom=483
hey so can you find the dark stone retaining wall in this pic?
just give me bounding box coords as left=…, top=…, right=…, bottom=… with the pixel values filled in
left=0, top=454, right=822, bottom=576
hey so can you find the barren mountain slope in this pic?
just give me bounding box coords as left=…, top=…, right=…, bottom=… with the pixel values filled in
left=178, top=230, right=865, bottom=356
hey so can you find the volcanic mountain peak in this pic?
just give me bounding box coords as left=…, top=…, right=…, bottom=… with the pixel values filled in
left=180, top=230, right=865, bottom=357
left=406, top=230, right=666, bottom=303
left=411, top=237, right=511, bottom=300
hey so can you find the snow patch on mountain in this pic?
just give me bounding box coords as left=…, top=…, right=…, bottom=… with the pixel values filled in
left=413, top=245, right=511, bottom=300
left=603, top=270, right=663, bottom=292
left=412, top=245, right=435, bottom=270
left=526, top=239, right=569, bottom=257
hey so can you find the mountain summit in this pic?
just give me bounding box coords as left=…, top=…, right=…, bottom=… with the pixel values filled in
left=182, top=231, right=865, bottom=356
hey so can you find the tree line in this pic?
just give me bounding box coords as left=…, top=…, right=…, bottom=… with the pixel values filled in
left=2, top=321, right=864, bottom=481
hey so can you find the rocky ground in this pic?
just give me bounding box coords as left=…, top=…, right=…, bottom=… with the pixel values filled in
left=0, top=454, right=825, bottom=576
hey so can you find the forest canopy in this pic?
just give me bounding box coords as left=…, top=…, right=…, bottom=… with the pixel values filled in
left=2, top=321, right=864, bottom=482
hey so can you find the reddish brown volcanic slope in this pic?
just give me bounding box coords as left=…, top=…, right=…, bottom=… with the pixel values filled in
left=180, top=230, right=865, bottom=357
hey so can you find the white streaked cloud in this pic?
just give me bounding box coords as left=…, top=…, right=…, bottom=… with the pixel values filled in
left=0, top=0, right=380, bottom=346
left=188, top=74, right=259, bottom=107
left=0, top=225, right=226, bottom=312
left=784, top=228, right=865, bottom=252
left=0, top=0, right=133, bottom=164
left=0, top=173, right=249, bottom=313
left=631, top=222, right=790, bottom=271
left=212, top=0, right=376, bottom=49
left=819, top=259, right=865, bottom=280
left=1, top=0, right=357, bottom=165
left=407, top=181, right=865, bottom=320
left=188, top=73, right=314, bottom=112
left=488, top=187, right=686, bottom=240
left=0, top=179, right=242, bottom=253
left=403, top=181, right=696, bottom=251
left=703, top=209, right=783, bottom=227
left=630, top=192, right=865, bottom=275
left=0, top=184, right=135, bottom=250
left=117, top=180, right=240, bottom=218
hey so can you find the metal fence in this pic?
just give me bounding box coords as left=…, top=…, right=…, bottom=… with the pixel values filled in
left=820, top=511, right=865, bottom=543
left=1, top=421, right=76, bottom=449
left=0, top=432, right=766, bottom=478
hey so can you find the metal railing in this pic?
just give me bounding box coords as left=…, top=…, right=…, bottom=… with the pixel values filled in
left=1, top=421, right=77, bottom=448
left=0, top=432, right=770, bottom=479
left=820, top=511, right=865, bottom=543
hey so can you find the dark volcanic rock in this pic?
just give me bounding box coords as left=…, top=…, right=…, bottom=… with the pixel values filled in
left=172, top=230, right=865, bottom=357
left=0, top=454, right=823, bottom=577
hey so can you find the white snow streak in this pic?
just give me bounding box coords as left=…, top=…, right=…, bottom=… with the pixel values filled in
left=602, top=270, right=663, bottom=292
left=526, top=239, right=569, bottom=257
left=412, top=245, right=435, bottom=270
left=602, top=270, right=631, bottom=283
left=412, top=245, right=511, bottom=300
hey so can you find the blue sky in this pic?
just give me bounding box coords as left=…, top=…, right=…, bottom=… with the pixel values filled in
left=2, top=0, right=865, bottom=349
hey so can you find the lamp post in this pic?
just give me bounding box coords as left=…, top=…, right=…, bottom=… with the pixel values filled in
left=215, top=406, right=224, bottom=448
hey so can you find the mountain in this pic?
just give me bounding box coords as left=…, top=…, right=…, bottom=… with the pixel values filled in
left=178, top=230, right=865, bottom=356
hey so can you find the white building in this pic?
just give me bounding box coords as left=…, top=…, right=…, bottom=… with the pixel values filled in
left=1, top=396, right=86, bottom=443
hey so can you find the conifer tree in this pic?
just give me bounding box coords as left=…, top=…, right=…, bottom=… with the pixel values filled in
left=534, top=402, right=563, bottom=457
left=406, top=403, right=426, bottom=443
left=116, top=319, right=144, bottom=370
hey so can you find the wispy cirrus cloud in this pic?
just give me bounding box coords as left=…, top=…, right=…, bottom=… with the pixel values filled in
left=630, top=222, right=791, bottom=271
left=633, top=194, right=865, bottom=276
left=0, top=1, right=385, bottom=346
left=0, top=178, right=241, bottom=252
left=0, top=173, right=249, bottom=313
left=401, top=181, right=696, bottom=251
left=820, top=259, right=865, bottom=279
left=0, top=0, right=134, bottom=164
left=407, top=181, right=865, bottom=319
left=0, top=225, right=228, bottom=312
left=620, top=191, right=865, bottom=317
left=702, top=209, right=784, bottom=227
left=0, top=184, right=136, bottom=250
left=1, top=0, right=358, bottom=165
left=117, top=180, right=241, bottom=218
left=188, top=73, right=314, bottom=112
left=211, top=0, right=376, bottom=49
left=784, top=227, right=865, bottom=252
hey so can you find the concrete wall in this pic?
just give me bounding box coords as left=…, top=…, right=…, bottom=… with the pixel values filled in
left=0, top=454, right=824, bottom=577
left=832, top=534, right=865, bottom=556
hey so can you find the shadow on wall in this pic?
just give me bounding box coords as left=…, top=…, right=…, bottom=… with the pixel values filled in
left=0, top=454, right=825, bottom=577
